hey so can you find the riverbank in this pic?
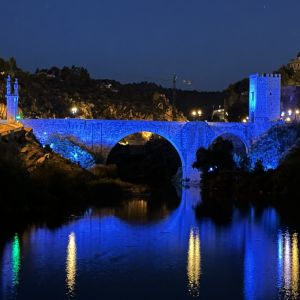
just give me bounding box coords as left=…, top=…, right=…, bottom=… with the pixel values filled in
left=0, top=128, right=150, bottom=224
left=196, top=140, right=300, bottom=224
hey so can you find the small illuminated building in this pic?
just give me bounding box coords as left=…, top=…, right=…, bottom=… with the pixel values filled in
left=288, top=53, right=300, bottom=71
left=211, top=107, right=225, bottom=121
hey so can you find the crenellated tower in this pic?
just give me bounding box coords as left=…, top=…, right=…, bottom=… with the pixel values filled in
left=5, top=75, right=19, bottom=123
left=249, top=73, right=281, bottom=123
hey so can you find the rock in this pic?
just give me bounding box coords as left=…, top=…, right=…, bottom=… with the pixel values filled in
left=26, top=149, right=40, bottom=160
left=20, top=146, right=30, bottom=153
left=36, top=153, right=50, bottom=165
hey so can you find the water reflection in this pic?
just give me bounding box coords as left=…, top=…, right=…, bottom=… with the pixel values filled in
left=66, top=232, right=77, bottom=298
left=93, top=198, right=172, bottom=223
left=2, top=188, right=300, bottom=300
left=116, top=199, right=148, bottom=222
left=12, top=233, right=21, bottom=288
left=278, top=231, right=299, bottom=299
left=1, top=233, right=21, bottom=299
left=187, top=227, right=201, bottom=298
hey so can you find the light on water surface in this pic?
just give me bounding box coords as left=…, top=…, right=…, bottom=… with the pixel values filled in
left=12, top=233, right=21, bottom=288
left=187, top=227, right=201, bottom=297
left=277, top=231, right=299, bottom=299
left=66, top=232, right=77, bottom=298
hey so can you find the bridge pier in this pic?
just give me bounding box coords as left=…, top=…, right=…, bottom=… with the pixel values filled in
left=183, top=164, right=200, bottom=184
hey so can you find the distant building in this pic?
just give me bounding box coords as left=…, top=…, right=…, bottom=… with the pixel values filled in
left=211, top=107, right=225, bottom=121
left=288, top=53, right=300, bottom=71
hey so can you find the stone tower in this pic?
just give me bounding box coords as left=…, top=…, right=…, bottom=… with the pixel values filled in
left=249, top=74, right=281, bottom=123
left=5, top=75, right=19, bottom=123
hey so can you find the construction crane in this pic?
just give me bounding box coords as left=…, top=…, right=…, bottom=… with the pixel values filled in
left=172, top=73, right=192, bottom=107
left=141, top=73, right=192, bottom=108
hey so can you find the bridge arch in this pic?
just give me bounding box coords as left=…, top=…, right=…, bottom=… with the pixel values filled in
left=105, top=130, right=184, bottom=174
left=108, top=131, right=184, bottom=163
left=209, top=132, right=248, bottom=157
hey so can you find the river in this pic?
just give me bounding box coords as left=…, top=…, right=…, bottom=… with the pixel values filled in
left=0, top=187, right=299, bottom=299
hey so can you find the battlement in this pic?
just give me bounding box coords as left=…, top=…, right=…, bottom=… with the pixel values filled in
left=250, top=73, right=281, bottom=79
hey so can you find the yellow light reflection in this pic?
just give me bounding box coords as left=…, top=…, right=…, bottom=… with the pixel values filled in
left=66, top=232, right=77, bottom=298
left=278, top=231, right=299, bottom=299
left=127, top=200, right=148, bottom=219
left=291, top=233, right=299, bottom=299
left=284, top=233, right=291, bottom=291
left=187, top=228, right=201, bottom=297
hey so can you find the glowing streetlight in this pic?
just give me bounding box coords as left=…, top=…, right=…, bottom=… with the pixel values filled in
left=288, top=109, right=292, bottom=116
left=71, top=107, right=78, bottom=115
left=191, top=109, right=203, bottom=121
left=281, top=112, right=285, bottom=118
left=242, top=118, right=247, bottom=123
left=286, top=117, right=291, bottom=122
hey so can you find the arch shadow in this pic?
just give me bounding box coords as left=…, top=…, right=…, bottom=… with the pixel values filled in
left=106, top=131, right=185, bottom=169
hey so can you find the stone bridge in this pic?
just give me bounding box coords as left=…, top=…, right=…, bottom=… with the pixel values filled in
left=3, top=72, right=280, bottom=182
left=21, top=119, right=268, bottom=182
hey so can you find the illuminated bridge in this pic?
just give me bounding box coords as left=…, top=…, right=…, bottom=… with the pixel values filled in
left=21, top=118, right=269, bottom=181
left=5, top=73, right=282, bottom=182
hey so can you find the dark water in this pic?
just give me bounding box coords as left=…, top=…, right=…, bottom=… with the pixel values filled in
left=1, top=188, right=299, bottom=300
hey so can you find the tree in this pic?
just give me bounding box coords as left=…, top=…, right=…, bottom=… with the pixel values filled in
left=193, top=137, right=236, bottom=173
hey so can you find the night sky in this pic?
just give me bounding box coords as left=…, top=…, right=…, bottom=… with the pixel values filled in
left=1, top=0, right=300, bottom=90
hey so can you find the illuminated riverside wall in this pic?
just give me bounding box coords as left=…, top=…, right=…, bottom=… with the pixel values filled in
left=21, top=119, right=261, bottom=181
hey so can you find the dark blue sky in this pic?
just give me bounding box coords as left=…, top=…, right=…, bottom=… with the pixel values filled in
left=1, top=0, right=300, bottom=90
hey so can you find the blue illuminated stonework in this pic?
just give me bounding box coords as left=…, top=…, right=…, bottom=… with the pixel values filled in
left=47, top=135, right=95, bottom=168
left=249, top=123, right=298, bottom=170
left=249, top=74, right=281, bottom=123
left=21, top=119, right=263, bottom=181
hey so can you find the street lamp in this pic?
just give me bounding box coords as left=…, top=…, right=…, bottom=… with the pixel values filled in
left=288, top=109, right=292, bottom=116
left=191, top=110, right=197, bottom=119
left=71, top=107, right=78, bottom=116
left=191, top=109, right=202, bottom=121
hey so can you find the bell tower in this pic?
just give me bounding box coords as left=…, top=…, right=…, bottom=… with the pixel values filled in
left=5, top=75, right=19, bottom=123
